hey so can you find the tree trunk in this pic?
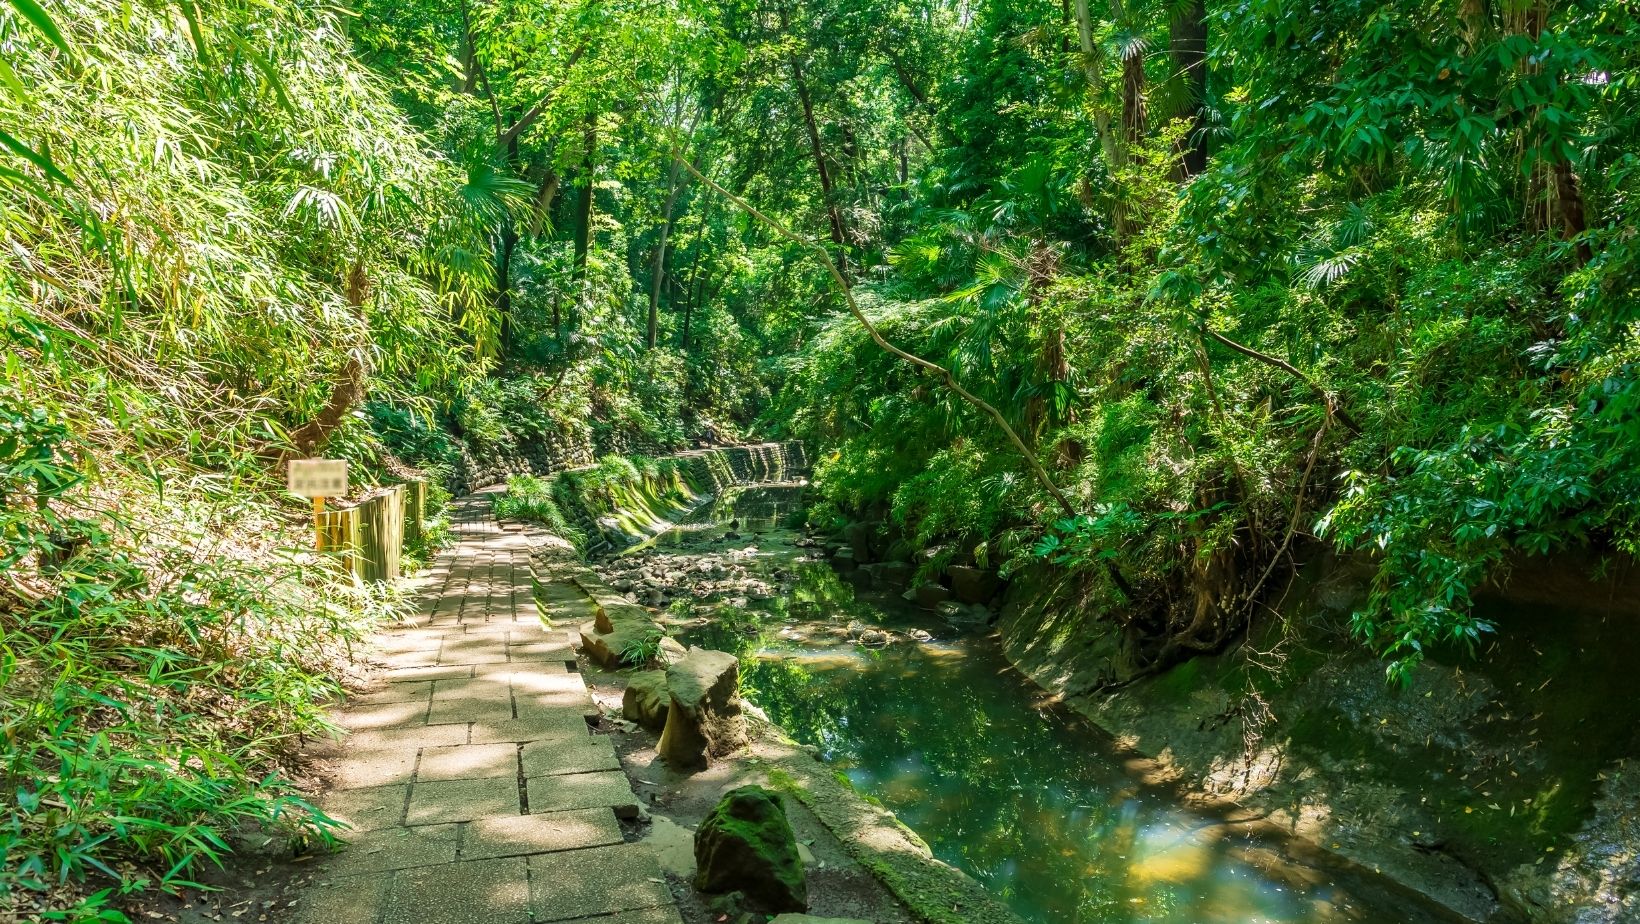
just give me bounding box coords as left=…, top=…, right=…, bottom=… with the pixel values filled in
left=1104, top=0, right=1146, bottom=145
left=1170, top=0, right=1207, bottom=177
left=572, top=116, right=596, bottom=283
left=288, top=262, right=372, bottom=458
left=1553, top=160, right=1592, bottom=263
left=496, top=219, right=517, bottom=347
left=529, top=170, right=559, bottom=237
left=648, top=162, right=685, bottom=349
left=1073, top=0, right=1130, bottom=238
left=782, top=4, right=849, bottom=277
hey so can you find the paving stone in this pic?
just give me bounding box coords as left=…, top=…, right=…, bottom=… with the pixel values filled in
left=417, top=743, right=519, bottom=781
left=347, top=721, right=469, bottom=752
left=504, top=671, right=588, bottom=697
left=520, top=736, right=621, bottom=777
left=381, top=858, right=530, bottom=924
left=470, top=714, right=589, bottom=744
left=405, top=776, right=520, bottom=825
left=351, top=680, right=432, bottom=706
left=439, top=636, right=511, bottom=664
left=507, top=639, right=575, bottom=662
left=385, top=664, right=475, bottom=683
left=476, top=661, right=570, bottom=682
left=379, top=648, right=442, bottom=669
left=320, top=783, right=407, bottom=832
left=527, top=844, right=673, bottom=921
left=427, top=694, right=514, bottom=727
left=288, top=873, right=387, bottom=924
left=323, top=823, right=460, bottom=876
left=526, top=770, right=640, bottom=819
left=330, top=745, right=419, bottom=790
left=431, top=674, right=512, bottom=701
left=460, top=809, right=623, bottom=860
left=377, top=634, right=445, bottom=656
left=514, top=689, right=596, bottom=719
left=341, top=700, right=430, bottom=731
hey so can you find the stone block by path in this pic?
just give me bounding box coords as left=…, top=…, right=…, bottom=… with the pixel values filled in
left=527, top=843, right=673, bottom=921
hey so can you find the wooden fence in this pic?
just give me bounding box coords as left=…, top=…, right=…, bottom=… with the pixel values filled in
left=317, top=479, right=427, bottom=582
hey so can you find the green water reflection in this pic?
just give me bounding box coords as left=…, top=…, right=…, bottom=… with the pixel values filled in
left=663, top=535, right=1426, bottom=924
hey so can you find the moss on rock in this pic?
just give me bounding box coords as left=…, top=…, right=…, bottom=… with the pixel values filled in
left=694, top=785, right=807, bottom=913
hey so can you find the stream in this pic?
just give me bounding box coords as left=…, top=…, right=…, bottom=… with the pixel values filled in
left=595, top=488, right=1459, bottom=924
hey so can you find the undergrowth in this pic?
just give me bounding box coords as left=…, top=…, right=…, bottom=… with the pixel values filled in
left=0, top=393, right=404, bottom=920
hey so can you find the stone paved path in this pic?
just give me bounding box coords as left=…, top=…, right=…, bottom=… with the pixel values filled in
left=293, top=492, right=683, bottom=924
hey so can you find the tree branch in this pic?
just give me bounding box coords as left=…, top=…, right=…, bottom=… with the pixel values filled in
left=495, top=43, right=588, bottom=154
left=1199, top=324, right=1363, bottom=435
left=672, top=152, right=1078, bottom=520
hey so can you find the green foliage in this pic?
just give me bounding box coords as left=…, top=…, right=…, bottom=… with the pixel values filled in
left=0, top=400, right=388, bottom=917
left=491, top=474, right=586, bottom=550
left=618, top=626, right=669, bottom=667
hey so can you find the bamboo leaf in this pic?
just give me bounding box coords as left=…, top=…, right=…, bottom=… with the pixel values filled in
left=0, top=128, right=72, bottom=185
left=8, top=0, right=72, bottom=56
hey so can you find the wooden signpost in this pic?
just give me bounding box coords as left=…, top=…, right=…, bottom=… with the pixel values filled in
left=287, top=459, right=348, bottom=550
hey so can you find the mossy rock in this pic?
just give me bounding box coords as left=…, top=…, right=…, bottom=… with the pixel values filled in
left=694, top=785, right=806, bottom=913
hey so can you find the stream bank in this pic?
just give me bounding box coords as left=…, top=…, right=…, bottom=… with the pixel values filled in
left=521, top=447, right=1495, bottom=924
left=988, top=553, right=1640, bottom=924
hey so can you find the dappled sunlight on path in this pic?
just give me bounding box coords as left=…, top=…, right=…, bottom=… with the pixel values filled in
left=286, top=492, right=682, bottom=924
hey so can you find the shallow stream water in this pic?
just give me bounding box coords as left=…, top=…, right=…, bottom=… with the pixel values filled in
left=612, top=504, right=1458, bottom=924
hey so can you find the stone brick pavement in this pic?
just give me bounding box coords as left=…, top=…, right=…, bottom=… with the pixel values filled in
left=291, top=491, right=683, bottom=924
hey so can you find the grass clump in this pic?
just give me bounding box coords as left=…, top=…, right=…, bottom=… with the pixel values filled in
left=491, top=474, right=586, bottom=550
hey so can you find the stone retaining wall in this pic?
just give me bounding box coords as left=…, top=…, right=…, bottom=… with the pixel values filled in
left=548, top=442, right=810, bottom=553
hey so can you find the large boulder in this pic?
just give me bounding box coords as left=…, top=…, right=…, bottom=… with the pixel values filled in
left=579, top=597, right=666, bottom=669
left=622, top=670, right=670, bottom=732
left=657, top=636, right=689, bottom=666
left=912, top=582, right=951, bottom=608
left=694, top=786, right=806, bottom=913
left=830, top=546, right=857, bottom=572
left=658, top=647, right=747, bottom=770
left=861, top=561, right=914, bottom=590
left=947, top=564, right=1001, bottom=604
left=842, top=521, right=874, bottom=563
